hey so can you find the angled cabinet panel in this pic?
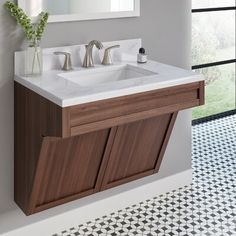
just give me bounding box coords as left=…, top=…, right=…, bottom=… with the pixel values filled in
left=100, top=113, right=178, bottom=190
left=28, top=129, right=110, bottom=214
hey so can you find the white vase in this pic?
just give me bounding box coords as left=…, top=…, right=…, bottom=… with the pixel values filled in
left=25, top=46, right=43, bottom=76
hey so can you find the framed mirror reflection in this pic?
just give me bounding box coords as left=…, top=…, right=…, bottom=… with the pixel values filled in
left=17, top=0, right=140, bottom=23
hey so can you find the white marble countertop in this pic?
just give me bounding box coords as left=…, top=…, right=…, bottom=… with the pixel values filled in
left=15, top=60, right=204, bottom=107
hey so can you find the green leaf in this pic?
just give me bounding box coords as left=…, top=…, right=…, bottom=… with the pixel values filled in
left=4, top=1, right=49, bottom=46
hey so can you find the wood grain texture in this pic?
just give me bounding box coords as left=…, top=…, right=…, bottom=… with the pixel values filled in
left=70, top=101, right=197, bottom=136
left=199, top=81, right=205, bottom=106
left=15, top=81, right=204, bottom=215
left=29, top=129, right=110, bottom=214
left=100, top=113, right=177, bottom=191
left=14, top=82, right=64, bottom=214
left=154, top=112, right=178, bottom=173
left=94, top=127, right=118, bottom=192
left=69, top=82, right=204, bottom=136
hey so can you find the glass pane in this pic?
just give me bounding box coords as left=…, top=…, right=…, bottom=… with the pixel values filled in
left=193, top=0, right=236, bottom=8
left=22, top=0, right=135, bottom=17
left=192, top=10, right=235, bottom=65
left=192, top=63, right=236, bottom=119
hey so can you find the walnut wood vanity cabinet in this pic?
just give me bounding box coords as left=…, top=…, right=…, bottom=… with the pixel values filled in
left=14, top=81, right=204, bottom=215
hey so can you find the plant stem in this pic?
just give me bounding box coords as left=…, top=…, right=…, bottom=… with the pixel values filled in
left=32, top=47, right=37, bottom=75
left=36, top=49, right=42, bottom=73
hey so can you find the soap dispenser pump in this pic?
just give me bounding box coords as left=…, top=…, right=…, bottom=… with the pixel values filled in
left=137, top=47, right=148, bottom=63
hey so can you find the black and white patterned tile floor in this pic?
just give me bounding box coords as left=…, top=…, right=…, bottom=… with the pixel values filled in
left=53, top=115, right=236, bottom=236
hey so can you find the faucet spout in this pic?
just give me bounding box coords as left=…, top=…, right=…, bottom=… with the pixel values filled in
left=83, top=40, right=103, bottom=68
left=88, top=40, right=103, bottom=50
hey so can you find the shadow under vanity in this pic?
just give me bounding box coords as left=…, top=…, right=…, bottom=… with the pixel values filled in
left=14, top=39, right=205, bottom=215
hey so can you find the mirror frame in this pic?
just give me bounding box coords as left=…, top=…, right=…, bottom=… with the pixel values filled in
left=17, top=0, right=140, bottom=23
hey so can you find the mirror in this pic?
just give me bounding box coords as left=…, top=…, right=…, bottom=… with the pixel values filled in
left=18, top=0, right=140, bottom=23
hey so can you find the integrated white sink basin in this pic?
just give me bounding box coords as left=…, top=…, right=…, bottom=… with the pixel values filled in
left=59, top=64, right=157, bottom=87
left=14, top=39, right=205, bottom=107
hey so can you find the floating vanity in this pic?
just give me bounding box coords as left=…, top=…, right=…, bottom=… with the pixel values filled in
left=14, top=39, right=205, bottom=215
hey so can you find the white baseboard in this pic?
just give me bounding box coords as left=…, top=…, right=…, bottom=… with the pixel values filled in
left=0, top=169, right=192, bottom=236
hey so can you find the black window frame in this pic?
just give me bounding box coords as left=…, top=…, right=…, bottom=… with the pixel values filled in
left=192, top=3, right=236, bottom=122
left=192, top=5, right=236, bottom=70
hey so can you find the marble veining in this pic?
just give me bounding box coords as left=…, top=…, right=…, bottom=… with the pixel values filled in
left=14, top=39, right=204, bottom=107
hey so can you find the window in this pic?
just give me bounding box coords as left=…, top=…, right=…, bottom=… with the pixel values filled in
left=192, top=0, right=236, bottom=120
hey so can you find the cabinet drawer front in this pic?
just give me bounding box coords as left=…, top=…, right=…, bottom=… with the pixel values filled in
left=69, top=82, right=204, bottom=136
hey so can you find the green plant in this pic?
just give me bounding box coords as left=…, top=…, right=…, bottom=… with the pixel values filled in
left=4, top=1, right=49, bottom=47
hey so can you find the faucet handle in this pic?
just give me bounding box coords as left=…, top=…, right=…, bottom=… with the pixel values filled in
left=102, top=45, right=120, bottom=65
left=54, top=51, right=73, bottom=71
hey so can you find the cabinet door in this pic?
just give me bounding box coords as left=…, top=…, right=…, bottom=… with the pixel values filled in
left=29, top=128, right=110, bottom=214
left=100, top=113, right=177, bottom=191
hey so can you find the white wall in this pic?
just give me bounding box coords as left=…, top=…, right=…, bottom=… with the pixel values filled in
left=0, top=0, right=192, bottom=226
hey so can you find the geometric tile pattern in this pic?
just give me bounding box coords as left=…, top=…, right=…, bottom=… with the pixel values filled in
left=53, top=115, right=236, bottom=236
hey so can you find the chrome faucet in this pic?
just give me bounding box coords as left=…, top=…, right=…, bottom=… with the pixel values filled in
left=102, top=45, right=120, bottom=65
left=54, top=52, right=73, bottom=71
left=83, top=40, right=103, bottom=68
